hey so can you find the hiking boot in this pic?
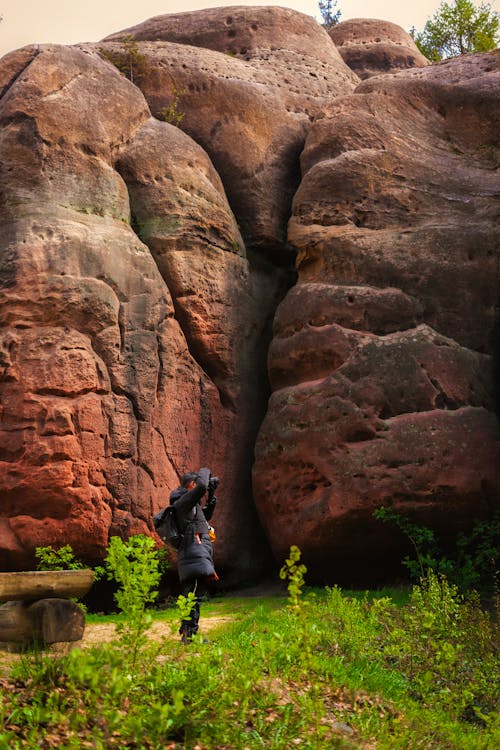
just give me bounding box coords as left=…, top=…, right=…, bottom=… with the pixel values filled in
left=180, top=626, right=195, bottom=644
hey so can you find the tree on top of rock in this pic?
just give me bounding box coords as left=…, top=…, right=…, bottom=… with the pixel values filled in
left=318, top=0, right=341, bottom=29
left=412, top=0, right=500, bottom=60
left=99, top=35, right=149, bottom=84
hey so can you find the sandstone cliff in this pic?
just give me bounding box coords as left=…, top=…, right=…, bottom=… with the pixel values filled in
left=0, top=8, right=498, bottom=586
left=99, top=5, right=358, bottom=259
left=252, top=50, right=500, bottom=583
left=0, top=42, right=281, bottom=580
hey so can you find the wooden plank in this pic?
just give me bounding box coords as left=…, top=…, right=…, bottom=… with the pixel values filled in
left=0, top=570, right=94, bottom=602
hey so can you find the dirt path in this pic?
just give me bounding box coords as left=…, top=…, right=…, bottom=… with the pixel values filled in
left=80, top=615, right=234, bottom=647
left=0, top=614, right=236, bottom=675
left=0, top=581, right=286, bottom=675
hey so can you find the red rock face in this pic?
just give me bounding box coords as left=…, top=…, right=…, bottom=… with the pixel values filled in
left=1, top=11, right=498, bottom=588
left=253, top=52, right=500, bottom=584
left=329, top=18, right=429, bottom=79
left=99, top=5, right=358, bottom=260
left=0, top=44, right=278, bottom=578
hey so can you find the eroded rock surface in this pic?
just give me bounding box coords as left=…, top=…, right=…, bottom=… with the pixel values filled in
left=329, top=18, right=429, bottom=79
left=98, top=5, right=358, bottom=259
left=253, top=51, right=500, bottom=583
left=0, top=44, right=277, bottom=578
left=1, top=10, right=499, bottom=588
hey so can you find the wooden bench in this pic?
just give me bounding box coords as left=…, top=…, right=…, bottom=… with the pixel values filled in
left=0, top=570, right=94, bottom=645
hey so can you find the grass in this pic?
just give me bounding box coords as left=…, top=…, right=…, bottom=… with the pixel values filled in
left=85, top=585, right=409, bottom=622
left=0, top=580, right=498, bottom=749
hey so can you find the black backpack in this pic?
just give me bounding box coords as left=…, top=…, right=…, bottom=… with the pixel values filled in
left=153, top=505, right=183, bottom=549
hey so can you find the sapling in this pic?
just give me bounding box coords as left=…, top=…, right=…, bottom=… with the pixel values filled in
left=175, top=589, right=198, bottom=639
left=374, top=506, right=500, bottom=598
left=103, top=535, right=161, bottom=671
left=279, top=546, right=327, bottom=741
left=279, top=544, right=307, bottom=607
left=99, top=36, right=149, bottom=84
left=156, top=86, right=187, bottom=127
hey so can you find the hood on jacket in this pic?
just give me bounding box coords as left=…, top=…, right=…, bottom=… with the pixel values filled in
left=170, top=486, right=186, bottom=505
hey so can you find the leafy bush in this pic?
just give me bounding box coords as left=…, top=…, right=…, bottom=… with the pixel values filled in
left=377, top=571, right=499, bottom=723
left=374, top=506, right=499, bottom=599
left=35, top=544, right=85, bottom=571
left=155, top=86, right=187, bottom=127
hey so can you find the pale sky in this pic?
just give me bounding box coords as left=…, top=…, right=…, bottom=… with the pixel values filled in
left=2, top=0, right=497, bottom=59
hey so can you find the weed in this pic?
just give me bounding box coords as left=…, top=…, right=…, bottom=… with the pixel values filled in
left=279, top=544, right=307, bottom=607
left=377, top=571, right=499, bottom=723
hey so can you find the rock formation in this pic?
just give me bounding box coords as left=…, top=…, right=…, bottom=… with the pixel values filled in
left=0, top=7, right=499, bottom=587
left=0, top=43, right=279, bottom=580
left=252, top=51, right=500, bottom=584
left=99, top=5, right=358, bottom=259
left=329, top=18, right=429, bottom=79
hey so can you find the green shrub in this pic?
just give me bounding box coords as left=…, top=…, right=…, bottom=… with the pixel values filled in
left=374, top=506, right=499, bottom=599
left=377, top=571, right=499, bottom=723
left=35, top=544, right=84, bottom=571
left=155, top=86, right=187, bottom=127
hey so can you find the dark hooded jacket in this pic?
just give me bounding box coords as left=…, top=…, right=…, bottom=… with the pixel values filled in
left=170, top=467, right=216, bottom=583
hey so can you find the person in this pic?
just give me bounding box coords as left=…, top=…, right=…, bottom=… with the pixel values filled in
left=169, top=467, right=218, bottom=643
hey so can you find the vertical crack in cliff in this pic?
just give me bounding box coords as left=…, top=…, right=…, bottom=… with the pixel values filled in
left=154, top=426, right=181, bottom=478
left=124, top=209, right=237, bottom=414
left=492, top=248, right=500, bottom=420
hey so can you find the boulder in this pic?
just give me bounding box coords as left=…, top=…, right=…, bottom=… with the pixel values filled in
left=253, top=52, right=500, bottom=583
left=329, top=18, right=429, bottom=79
left=0, top=44, right=155, bottom=568
left=0, top=598, right=85, bottom=644
left=98, top=5, right=358, bottom=258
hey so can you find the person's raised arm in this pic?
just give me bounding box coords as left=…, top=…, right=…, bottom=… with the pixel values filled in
left=172, top=467, right=210, bottom=513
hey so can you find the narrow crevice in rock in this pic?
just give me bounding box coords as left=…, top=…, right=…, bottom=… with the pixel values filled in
left=492, top=317, right=500, bottom=420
